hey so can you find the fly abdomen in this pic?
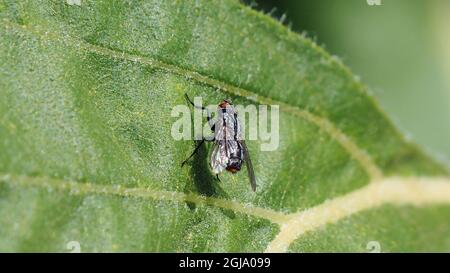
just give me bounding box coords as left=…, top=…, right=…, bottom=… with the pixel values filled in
left=225, top=141, right=244, bottom=174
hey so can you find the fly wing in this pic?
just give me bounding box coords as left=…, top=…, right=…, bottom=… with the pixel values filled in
left=214, top=112, right=226, bottom=141
left=210, top=141, right=228, bottom=174
left=240, top=141, right=256, bottom=191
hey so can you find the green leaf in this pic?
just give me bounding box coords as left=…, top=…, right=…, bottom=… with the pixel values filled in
left=0, top=0, right=449, bottom=252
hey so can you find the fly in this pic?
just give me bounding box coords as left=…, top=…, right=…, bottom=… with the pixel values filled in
left=181, top=94, right=257, bottom=191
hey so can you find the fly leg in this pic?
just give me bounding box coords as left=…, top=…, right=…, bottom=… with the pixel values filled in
left=184, top=93, right=215, bottom=132
left=182, top=94, right=216, bottom=166
left=181, top=139, right=205, bottom=167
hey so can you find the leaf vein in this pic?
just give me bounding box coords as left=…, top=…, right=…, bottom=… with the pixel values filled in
left=265, top=176, right=450, bottom=252
left=0, top=173, right=289, bottom=224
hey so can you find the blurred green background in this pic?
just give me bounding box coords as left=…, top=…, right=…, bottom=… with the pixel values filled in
left=248, top=0, right=450, bottom=167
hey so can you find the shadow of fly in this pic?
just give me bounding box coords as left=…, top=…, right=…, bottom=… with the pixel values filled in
left=181, top=94, right=257, bottom=191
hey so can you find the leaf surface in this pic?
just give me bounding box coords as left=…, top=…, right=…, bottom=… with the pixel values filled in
left=0, top=0, right=449, bottom=252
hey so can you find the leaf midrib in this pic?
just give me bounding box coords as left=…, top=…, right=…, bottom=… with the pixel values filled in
left=0, top=173, right=289, bottom=224
left=2, top=173, right=450, bottom=253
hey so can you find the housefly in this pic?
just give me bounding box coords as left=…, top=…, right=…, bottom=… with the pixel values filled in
left=181, top=94, right=257, bottom=191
